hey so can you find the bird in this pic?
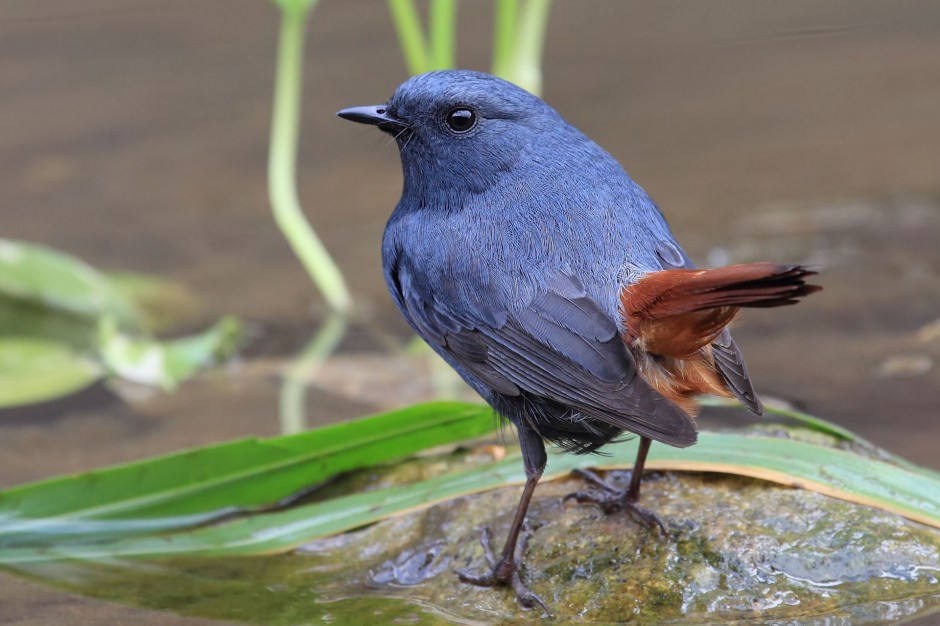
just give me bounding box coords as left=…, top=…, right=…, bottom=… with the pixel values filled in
left=338, top=70, right=820, bottom=609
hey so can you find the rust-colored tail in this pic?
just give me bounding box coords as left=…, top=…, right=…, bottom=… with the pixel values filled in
left=622, top=263, right=819, bottom=357
left=620, top=263, right=820, bottom=413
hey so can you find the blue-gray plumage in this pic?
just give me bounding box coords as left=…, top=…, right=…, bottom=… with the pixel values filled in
left=338, top=70, right=819, bottom=609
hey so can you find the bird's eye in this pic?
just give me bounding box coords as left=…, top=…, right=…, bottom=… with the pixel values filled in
left=445, top=107, right=477, bottom=133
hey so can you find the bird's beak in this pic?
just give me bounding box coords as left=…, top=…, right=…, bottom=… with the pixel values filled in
left=336, top=105, right=407, bottom=134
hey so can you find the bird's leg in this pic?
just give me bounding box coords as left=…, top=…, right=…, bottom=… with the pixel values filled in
left=566, top=436, right=667, bottom=534
left=458, top=425, right=548, bottom=611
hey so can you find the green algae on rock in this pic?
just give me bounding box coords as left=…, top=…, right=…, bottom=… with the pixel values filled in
left=293, top=468, right=940, bottom=624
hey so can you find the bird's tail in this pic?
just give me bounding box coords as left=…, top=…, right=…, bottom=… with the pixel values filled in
left=618, top=263, right=820, bottom=415
left=621, top=262, right=820, bottom=358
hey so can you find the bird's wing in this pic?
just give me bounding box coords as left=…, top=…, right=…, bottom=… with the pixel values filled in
left=711, top=328, right=762, bottom=414
left=395, top=265, right=697, bottom=448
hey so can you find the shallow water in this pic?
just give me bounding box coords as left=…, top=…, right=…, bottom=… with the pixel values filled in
left=1, top=1, right=939, bottom=624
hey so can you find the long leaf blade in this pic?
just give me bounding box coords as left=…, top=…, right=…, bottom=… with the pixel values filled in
left=0, top=238, right=137, bottom=324
left=2, top=429, right=937, bottom=564
left=0, top=402, right=496, bottom=542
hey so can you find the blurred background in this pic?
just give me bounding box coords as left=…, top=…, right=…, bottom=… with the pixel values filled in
left=1, top=1, right=939, bottom=623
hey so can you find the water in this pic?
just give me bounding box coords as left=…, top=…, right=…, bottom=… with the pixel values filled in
left=1, top=1, right=939, bottom=623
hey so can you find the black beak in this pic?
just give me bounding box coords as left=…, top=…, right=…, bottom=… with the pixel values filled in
left=336, top=105, right=407, bottom=134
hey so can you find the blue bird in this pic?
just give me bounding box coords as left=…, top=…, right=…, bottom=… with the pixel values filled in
left=339, top=70, right=819, bottom=609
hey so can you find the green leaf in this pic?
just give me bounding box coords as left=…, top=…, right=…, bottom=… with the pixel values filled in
left=0, top=240, right=241, bottom=406
left=700, top=395, right=867, bottom=444
left=0, top=298, right=98, bottom=352
left=0, top=402, right=496, bottom=546
left=700, top=396, right=940, bottom=480
left=98, top=316, right=243, bottom=390
left=0, top=239, right=137, bottom=325
left=2, top=401, right=939, bottom=565
left=0, top=339, right=101, bottom=408
left=1, top=426, right=938, bottom=564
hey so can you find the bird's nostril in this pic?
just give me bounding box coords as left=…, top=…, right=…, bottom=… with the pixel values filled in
left=377, top=107, right=387, bottom=115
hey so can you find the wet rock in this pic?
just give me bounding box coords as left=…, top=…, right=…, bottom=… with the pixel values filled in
left=294, top=444, right=940, bottom=625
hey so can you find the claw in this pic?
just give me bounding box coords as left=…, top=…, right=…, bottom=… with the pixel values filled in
left=511, top=570, right=548, bottom=611
left=457, top=526, right=548, bottom=611
left=480, top=526, right=497, bottom=568
left=625, top=502, right=667, bottom=535
left=571, top=468, right=619, bottom=493
left=567, top=468, right=668, bottom=536
left=565, top=489, right=622, bottom=514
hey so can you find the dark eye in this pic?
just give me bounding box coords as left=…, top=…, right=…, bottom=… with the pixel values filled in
left=445, top=107, right=477, bottom=133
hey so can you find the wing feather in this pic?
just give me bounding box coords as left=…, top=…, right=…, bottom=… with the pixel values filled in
left=395, top=268, right=698, bottom=448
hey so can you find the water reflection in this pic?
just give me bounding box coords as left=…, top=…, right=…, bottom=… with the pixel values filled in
left=279, top=313, right=348, bottom=434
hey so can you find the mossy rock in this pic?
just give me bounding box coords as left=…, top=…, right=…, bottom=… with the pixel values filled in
left=26, top=442, right=940, bottom=625
left=294, top=465, right=940, bottom=624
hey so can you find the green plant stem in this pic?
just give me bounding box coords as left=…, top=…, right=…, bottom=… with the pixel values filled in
left=387, top=0, right=430, bottom=75
left=491, top=0, right=551, bottom=95
left=428, top=0, right=457, bottom=69
left=269, top=0, right=353, bottom=315
left=491, top=0, right=518, bottom=79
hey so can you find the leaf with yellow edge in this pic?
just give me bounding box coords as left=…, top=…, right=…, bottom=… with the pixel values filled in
left=0, top=420, right=937, bottom=564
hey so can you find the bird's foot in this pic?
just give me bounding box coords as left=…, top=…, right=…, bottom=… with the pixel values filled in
left=457, top=526, right=548, bottom=611
left=565, top=468, right=667, bottom=535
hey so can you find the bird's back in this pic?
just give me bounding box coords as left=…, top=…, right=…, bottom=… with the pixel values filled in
left=383, top=117, right=676, bottom=326
left=371, top=70, right=817, bottom=453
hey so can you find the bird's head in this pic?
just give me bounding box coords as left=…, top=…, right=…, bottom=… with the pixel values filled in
left=338, top=70, right=566, bottom=196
